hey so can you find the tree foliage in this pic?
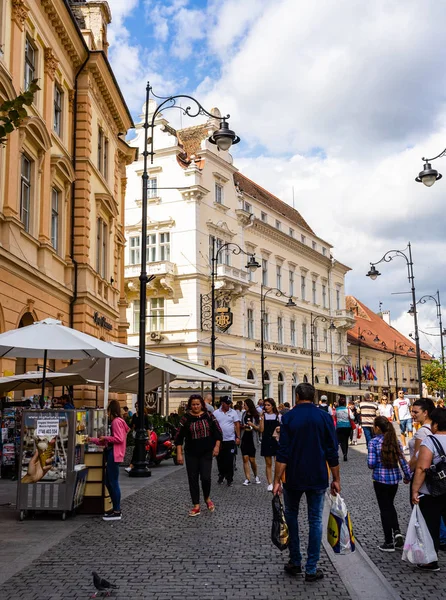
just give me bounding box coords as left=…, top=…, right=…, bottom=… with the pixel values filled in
left=422, top=359, right=446, bottom=394
left=0, top=79, right=40, bottom=145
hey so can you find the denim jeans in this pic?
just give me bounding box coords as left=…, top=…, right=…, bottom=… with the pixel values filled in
left=283, top=487, right=325, bottom=575
left=105, top=448, right=121, bottom=512
left=363, top=426, right=374, bottom=448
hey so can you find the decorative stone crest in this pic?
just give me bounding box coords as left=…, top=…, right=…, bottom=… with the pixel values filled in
left=11, top=0, right=29, bottom=29
left=68, top=89, right=75, bottom=112
left=44, top=48, right=59, bottom=79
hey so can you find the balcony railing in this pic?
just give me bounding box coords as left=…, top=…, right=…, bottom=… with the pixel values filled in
left=216, top=264, right=251, bottom=284
left=125, top=261, right=176, bottom=279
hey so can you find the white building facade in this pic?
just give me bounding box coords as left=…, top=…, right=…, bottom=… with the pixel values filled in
left=124, top=103, right=354, bottom=407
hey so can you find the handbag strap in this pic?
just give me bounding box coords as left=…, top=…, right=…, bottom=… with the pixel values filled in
left=427, top=435, right=446, bottom=461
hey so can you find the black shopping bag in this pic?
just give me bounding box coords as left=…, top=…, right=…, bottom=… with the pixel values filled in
left=271, top=494, right=289, bottom=551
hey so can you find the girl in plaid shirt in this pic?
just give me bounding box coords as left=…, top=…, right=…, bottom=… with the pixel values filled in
left=368, top=416, right=411, bottom=552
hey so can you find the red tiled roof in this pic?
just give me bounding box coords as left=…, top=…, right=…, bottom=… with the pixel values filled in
left=234, top=172, right=315, bottom=234
left=346, top=296, right=431, bottom=360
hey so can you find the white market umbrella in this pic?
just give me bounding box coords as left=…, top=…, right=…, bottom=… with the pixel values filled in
left=171, top=358, right=261, bottom=390
left=0, top=372, right=95, bottom=395
left=0, top=318, right=137, bottom=406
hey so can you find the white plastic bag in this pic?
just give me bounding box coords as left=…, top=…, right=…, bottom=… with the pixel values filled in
left=402, top=505, right=437, bottom=565
left=327, top=493, right=355, bottom=554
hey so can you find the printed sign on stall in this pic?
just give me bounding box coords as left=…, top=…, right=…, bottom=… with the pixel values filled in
left=36, top=418, right=59, bottom=438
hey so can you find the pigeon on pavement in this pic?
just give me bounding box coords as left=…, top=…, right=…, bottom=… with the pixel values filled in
left=92, top=571, right=118, bottom=598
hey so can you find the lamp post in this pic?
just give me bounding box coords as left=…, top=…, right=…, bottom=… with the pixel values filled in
left=409, top=290, right=445, bottom=394
left=356, top=327, right=380, bottom=390
left=260, top=285, right=296, bottom=396
left=310, top=313, right=336, bottom=386
left=131, top=83, right=240, bottom=477
left=366, top=243, right=423, bottom=398
left=211, top=239, right=260, bottom=404
left=415, top=149, right=445, bottom=187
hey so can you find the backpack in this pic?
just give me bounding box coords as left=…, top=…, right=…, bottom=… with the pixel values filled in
left=424, top=436, right=446, bottom=497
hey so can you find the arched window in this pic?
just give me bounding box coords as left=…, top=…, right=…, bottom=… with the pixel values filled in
left=247, top=369, right=255, bottom=381
left=263, top=371, right=271, bottom=397
left=315, top=376, right=319, bottom=384
left=216, top=366, right=227, bottom=375
left=278, top=372, right=285, bottom=404
left=303, top=374, right=308, bottom=383
left=325, top=376, right=330, bottom=384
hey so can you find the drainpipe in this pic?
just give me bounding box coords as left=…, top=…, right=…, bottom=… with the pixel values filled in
left=328, top=257, right=336, bottom=384
left=69, top=55, right=90, bottom=328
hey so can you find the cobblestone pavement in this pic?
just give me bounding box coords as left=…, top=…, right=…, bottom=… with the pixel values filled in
left=0, top=456, right=349, bottom=600
left=341, top=440, right=446, bottom=600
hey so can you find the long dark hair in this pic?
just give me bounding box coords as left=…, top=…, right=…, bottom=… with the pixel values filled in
left=108, top=400, right=121, bottom=420
left=413, top=398, right=435, bottom=418
left=374, top=416, right=401, bottom=468
left=244, top=398, right=259, bottom=422
left=187, top=394, right=207, bottom=412
left=263, top=398, right=278, bottom=415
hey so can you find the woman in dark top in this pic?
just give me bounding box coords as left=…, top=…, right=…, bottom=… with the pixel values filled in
left=241, top=398, right=261, bottom=486
left=259, top=398, right=281, bottom=491
left=175, top=394, right=222, bottom=517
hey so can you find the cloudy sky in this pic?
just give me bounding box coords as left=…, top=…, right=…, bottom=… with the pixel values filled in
left=107, top=0, right=446, bottom=358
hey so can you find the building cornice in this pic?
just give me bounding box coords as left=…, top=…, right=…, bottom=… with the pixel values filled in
left=41, top=0, right=87, bottom=68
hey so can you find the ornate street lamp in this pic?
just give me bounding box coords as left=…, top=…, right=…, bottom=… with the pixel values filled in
left=415, top=153, right=444, bottom=187
left=310, top=313, right=336, bottom=387
left=260, top=285, right=296, bottom=396
left=366, top=242, right=423, bottom=398
left=131, top=83, right=241, bottom=477
left=210, top=240, right=260, bottom=404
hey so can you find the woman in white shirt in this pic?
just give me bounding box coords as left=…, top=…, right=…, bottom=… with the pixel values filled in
left=378, top=396, right=393, bottom=422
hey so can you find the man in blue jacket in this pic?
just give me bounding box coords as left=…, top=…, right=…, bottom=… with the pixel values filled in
left=273, top=382, right=340, bottom=583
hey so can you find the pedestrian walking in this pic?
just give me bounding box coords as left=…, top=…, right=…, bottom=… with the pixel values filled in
left=359, top=392, right=379, bottom=448
left=88, top=400, right=130, bottom=521
left=394, top=390, right=413, bottom=450
left=378, top=395, right=393, bottom=422
left=175, top=394, right=222, bottom=517
left=412, top=407, right=446, bottom=570
left=240, top=398, right=261, bottom=486
left=367, top=416, right=411, bottom=552
left=348, top=398, right=359, bottom=445
left=408, top=398, right=434, bottom=473
left=274, top=382, right=340, bottom=582
left=318, top=394, right=331, bottom=414
left=204, top=393, right=215, bottom=413
left=259, top=398, right=281, bottom=491
left=213, top=396, right=240, bottom=487
left=335, top=396, right=353, bottom=461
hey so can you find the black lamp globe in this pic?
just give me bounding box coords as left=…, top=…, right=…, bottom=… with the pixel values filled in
left=415, top=161, right=442, bottom=187
left=329, top=321, right=336, bottom=331
left=366, top=265, right=381, bottom=280
left=246, top=255, right=260, bottom=272
left=286, top=297, right=297, bottom=308
left=209, top=120, right=240, bottom=151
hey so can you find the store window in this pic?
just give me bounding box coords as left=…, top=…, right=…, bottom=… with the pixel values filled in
left=51, top=188, right=60, bottom=252
left=24, top=37, right=35, bottom=90
left=96, top=217, right=108, bottom=278
left=129, top=236, right=141, bottom=264
left=148, top=298, right=164, bottom=332
left=247, top=309, right=254, bottom=339
left=277, top=316, right=283, bottom=344
left=20, top=154, right=32, bottom=232
left=54, top=85, right=63, bottom=137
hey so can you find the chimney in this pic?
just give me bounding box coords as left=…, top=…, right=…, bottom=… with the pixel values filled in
left=381, top=310, right=391, bottom=326
left=70, top=1, right=112, bottom=54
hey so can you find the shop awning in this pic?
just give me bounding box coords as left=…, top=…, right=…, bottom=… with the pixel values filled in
left=314, top=383, right=368, bottom=397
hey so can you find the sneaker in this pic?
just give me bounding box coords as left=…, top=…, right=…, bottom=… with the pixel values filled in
left=255, top=476, right=261, bottom=484
left=267, top=483, right=273, bottom=492
left=242, top=479, right=251, bottom=486
left=343, top=455, right=348, bottom=461
left=394, top=532, right=404, bottom=549
left=206, top=500, right=215, bottom=512
left=305, top=570, right=324, bottom=582
left=103, top=509, right=114, bottom=518
left=217, top=476, right=224, bottom=485
left=227, top=481, right=233, bottom=487
left=378, top=542, right=395, bottom=552
left=284, top=562, right=302, bottom=576
left=416, top=562, right=440, bottom=572
left=103, top=511, right=121, bottom=521
left=125, top=466, right=131, bottom=473
left=188, top=507, right=201, bottom=517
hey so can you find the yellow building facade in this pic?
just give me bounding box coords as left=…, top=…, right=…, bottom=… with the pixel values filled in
left=0, top=0, right=135, bottom=399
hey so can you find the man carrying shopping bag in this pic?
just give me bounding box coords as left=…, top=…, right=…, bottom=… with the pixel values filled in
left=273, top=382, right=341, bottom=582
